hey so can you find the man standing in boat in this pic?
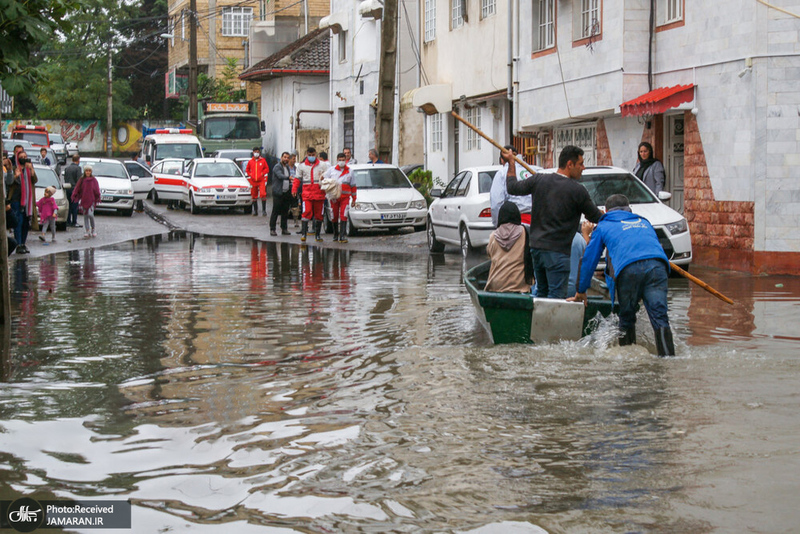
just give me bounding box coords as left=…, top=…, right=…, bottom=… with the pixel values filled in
left=569, top=194, right=675, bottom=357
left=502, top=145, right=603, bottom=299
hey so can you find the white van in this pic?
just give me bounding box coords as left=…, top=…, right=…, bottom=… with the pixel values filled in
left=140, top=129, right=203, bottom=164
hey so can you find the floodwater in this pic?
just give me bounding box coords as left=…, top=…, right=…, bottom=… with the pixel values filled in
left=1, top=234, right=800, bottom=533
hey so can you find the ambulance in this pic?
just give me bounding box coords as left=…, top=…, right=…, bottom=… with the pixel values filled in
left=139, top=128, right=203, bottom=164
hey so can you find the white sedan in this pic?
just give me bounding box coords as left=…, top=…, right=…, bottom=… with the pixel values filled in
left=182, top=158, right=252, bottom=214
left=79, top=158, right=135, bottom=216
left=344, top=164, right=428, bottom=236
left=427, top=165, right=500, bottom=255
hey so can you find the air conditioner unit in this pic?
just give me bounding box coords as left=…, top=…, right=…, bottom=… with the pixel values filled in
left=537, top=132, right=549, bottom=154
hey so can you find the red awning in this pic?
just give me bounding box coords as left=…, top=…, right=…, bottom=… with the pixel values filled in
left=620, top=84, right=695, bottom=117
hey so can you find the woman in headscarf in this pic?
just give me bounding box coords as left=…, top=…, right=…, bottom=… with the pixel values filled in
left=632, top=142, right=666, bottom=196
left=485, top=201, right=534, bottom=293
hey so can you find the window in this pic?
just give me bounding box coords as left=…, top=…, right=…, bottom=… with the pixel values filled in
left=465, top=107, right=481, bottom=151
left=342, top=107, right=355, bottom=151
left=451, top=0, right=464, bottom=29
left=481, top=0, right=496, bottom=19
left=455, top=172, right=472, bottom=197
left=532, top=0, right=555, bottom=52
left=431, top=114, right=443, bottom=152
left=338, top=31, right=347, bottom=62
left=554, top=123, right=596, bottom=166
left=444, top=172, right=465, bottom=198
left=657, top=0, right=683, bottom=27
left=222, top=7, right=253, bottom=37
left=424, top=0, right=436, bottom=41
left=576, top=0, right=600, bottom=40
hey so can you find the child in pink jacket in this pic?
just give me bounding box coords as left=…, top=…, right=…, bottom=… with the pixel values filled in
left=36, top=186, right=58, bottom=244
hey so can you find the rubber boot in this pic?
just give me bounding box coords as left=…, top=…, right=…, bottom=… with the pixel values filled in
left=315, top=220, right=323, bottom=242
left=618, top=326, right=636, bottom=346
left=252, top=201, right=258, bottom=216
left=333, top=222, right=339, bottom=242
left=262, top=200, right=267, bottom=216
left=655, top=327, right=675, bottom=357
left=300, top=221, right=308, bottom=242
left=339, top=221, right=348, bottom=243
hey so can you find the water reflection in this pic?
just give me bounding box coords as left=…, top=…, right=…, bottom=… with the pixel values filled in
left=0, top=236, right=799, bottom=532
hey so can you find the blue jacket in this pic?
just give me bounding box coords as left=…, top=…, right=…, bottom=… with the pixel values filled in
left=577, top=210, right=669, bottom=301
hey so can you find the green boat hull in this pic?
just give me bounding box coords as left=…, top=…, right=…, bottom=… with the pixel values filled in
left=464, top=261, right=618, bottom=345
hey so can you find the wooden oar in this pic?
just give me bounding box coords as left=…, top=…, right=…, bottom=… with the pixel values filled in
left=670, top=262, right=734, bottom=305
left=450, top=112, right=539, bottom=176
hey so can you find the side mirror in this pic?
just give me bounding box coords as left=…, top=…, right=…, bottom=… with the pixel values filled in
left=658, top=191, right=672, bottom=201
left=130, top=175, right=139, bottom=182
left=182, top=172, right=190, bottom=178
left=430, top=188, right=442, bottom=198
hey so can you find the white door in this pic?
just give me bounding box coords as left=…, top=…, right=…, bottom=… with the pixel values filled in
left=665, top=114, right=685, bottom=213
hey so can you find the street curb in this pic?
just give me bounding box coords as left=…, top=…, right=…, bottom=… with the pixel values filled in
left=143, top=204, right=182, bottom=231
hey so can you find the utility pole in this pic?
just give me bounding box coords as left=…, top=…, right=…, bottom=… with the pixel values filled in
left=106, top=39, right=113, bottom=157
left=376, top=0, right=398, bottom=163
left=189, top=0, right=198, bottom=125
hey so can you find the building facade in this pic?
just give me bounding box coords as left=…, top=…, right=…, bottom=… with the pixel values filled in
left=507, top=0, right=800, bottom=274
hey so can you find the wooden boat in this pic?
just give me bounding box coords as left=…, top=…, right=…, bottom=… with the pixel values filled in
left=464, top=261, right=618, bottom=344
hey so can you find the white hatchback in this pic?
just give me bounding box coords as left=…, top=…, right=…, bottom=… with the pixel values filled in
left=427, top=165, right=500, bottom=255
left=344, top=164, right=428, bottom=236
left=183, top=158, right=252, bottom=213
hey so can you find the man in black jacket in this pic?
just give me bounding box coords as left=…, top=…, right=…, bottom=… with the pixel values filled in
left=503, top=145, right=603, bottom=298
left=63, top=154, right=82, bottom=228
left=269, top=151, right=293, bottom=236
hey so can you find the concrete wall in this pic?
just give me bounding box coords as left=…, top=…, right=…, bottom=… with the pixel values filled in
left=260, top=75, right=330, bottom=157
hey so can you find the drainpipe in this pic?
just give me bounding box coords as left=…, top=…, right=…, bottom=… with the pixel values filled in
left=648, top=0, right=655, bottom=91
left=512, top=0, right=521, bottom=136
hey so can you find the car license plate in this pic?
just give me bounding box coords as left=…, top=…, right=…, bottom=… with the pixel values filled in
left=216, top=194, right=236, bottom=200
left=381, top=212, right=406, bottom=220
left=101, top=195, right=113, bottom=202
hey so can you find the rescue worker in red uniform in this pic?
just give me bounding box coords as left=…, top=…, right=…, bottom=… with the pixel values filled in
left=323, top=153, right=358, bottom=243
left=292, top=147, right=329, bottom=242
left=245, top=147, right=269, bottom=216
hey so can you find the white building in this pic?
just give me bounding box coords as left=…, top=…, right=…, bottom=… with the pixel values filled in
left=413, top=0, right=514, bottom=186
left=321, top=0, right=421, bottom=165
left=240, top=28, right=331, bottom=157
left=508, top=0, right=800, bottom=274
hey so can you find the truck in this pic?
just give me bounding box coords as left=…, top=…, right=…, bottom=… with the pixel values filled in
left=197, top=101, right=264, bottom=153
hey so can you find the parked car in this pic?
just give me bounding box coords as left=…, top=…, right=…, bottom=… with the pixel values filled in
left=140, top=129, right=203, bottom=164
left=123, top=160, right=156, bottom=202
left=208, top=149, right=253, bottom=174
left=336, top=164, right=428, bottom=236
left=30, top=147, right=61, bottom=177
left=79, top=158, right=135, bottom=216
left=150, top=158, right=187, bottom=204
left=11, top=124, right=49, bottom=147
left=182, top=158, right=253, bottom=213
left=576, top=166, right=692, bottom=267
left=32, top=164, right=68, bottom=230
left=48, top=133, right=77, bottom=164
left=427, top=165, right=500, bottom=255
left=400, top=163, right=424, bottom=177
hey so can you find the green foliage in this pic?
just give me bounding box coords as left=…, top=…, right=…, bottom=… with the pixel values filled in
left=0, top=0, right=81, bottom=95
left=409, top=168, right=436, bottom=206
left=199, top=58, right=246, bottom=102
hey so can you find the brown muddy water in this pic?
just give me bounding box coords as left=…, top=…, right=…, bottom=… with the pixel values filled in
left=1, top=233, right=799, bottom=533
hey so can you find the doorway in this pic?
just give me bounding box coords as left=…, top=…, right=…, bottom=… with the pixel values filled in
left=664, top=114, right=685, bottom=213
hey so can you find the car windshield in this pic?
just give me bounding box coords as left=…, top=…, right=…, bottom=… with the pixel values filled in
left=155, top=143, right=202, bottom=160
left=194, top=162, right=242, bottom=178
left=83, top=162, right=128, bottom=179
left=50, top=134, right=64, bottom=144
left=203, top=117, right=261, bottom=140
left=353, top=168, right=412, bottom=190
left=580, top=172, right=658, bottom=206
left=14, top=132, right=48, bottom=145
left=33, top=167, right=60, bottom=189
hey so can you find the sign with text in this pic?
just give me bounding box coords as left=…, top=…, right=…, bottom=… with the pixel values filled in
left=205, top=102, right=250, bottom=113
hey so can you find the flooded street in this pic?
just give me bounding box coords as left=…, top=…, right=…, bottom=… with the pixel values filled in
left=1, top=235, right=800, bottom=533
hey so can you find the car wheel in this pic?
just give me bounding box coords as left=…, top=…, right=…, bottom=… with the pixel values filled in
left=151, top=190, right=161, bottom=204
left=427, top=218, right=445, bottom=253
left=460, top=225, right=472, bottom=258
left=121, top=208, right=133, bottom=217
left=190, top=193, right=200, bottom=214
left=347, top=218, right=359, bottom=237
left=243, top=203, right=253, bottom=215
left=414, top=224, right=426, bottom=233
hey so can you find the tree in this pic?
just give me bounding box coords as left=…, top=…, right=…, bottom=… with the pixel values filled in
left=199, top=58, right=246, bottom=102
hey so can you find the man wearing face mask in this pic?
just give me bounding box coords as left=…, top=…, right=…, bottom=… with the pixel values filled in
left=245, top=147, right=269, bottom=216
left=292, top=147, right=329, bottom=242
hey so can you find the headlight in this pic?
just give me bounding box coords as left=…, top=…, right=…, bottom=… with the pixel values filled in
left=410, top=199, right=427, bottom=210
left=666, top=219, right=688, bottom=235
left=200, top=187, right=215, bottom=193
left=243, top=187, right=251, bottom=194
left=352, top=201, right=375, bottom=211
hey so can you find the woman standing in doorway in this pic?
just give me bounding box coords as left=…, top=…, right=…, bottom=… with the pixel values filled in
left=632, top=142, right=666, bottom=196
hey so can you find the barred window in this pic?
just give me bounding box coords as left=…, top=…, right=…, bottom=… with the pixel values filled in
left=222, top=7, right=253, bottom=37
left=431, top=114, right=443, bottom=152
left=424, top=0, right=436, bottom=41
left=465, top=108, right=481, bottom=151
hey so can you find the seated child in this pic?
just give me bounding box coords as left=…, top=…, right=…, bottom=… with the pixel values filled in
left=485, top=201, right=534, bottom=293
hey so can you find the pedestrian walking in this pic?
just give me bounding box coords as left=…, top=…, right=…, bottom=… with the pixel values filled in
left=503, top=145, right=603, bottom=298
left=569, top=194, right=675, bottom=356
left=72, top=166, right=101, bottom=238
left=632, top=142, right=666, bottom=196
left=63, top=154, right=82, bottom=228
left=322, top=153, right=357, bottom=243
left=246, top=146, right=269, bottom=216
left=269, top=151, right=293, bottom=236
left=36, top=186, right=58, bottom=244
left=292, top=147, right=329, bottom=242
left=7, top=151, right=38, bottom=254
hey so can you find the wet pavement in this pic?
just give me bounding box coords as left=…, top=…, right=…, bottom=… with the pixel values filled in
left=1, top=233, right=800, bottom=532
